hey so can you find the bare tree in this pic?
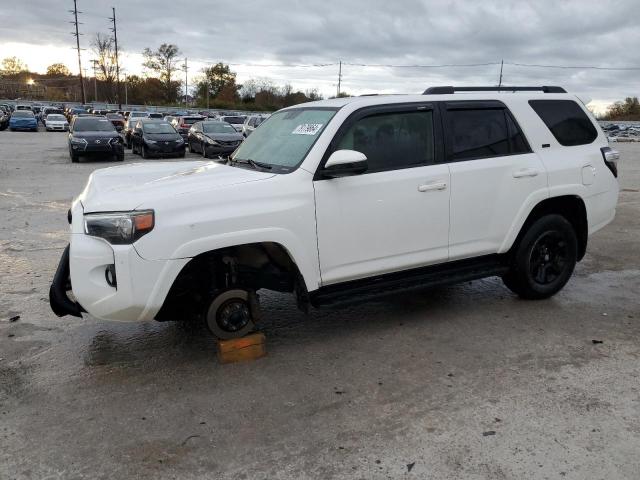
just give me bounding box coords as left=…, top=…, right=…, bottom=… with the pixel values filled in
left=92, top=33, right=118, bottom=101
left=142, top=44, right=182, bottom=103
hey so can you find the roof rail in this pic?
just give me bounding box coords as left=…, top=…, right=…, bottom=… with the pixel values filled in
left=423, top=86, right=567, bottom=95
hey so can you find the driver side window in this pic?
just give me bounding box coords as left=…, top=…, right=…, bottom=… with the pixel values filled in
left=336, top=110, right=435, bottom=173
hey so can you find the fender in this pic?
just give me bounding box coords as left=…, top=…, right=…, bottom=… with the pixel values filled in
left=161, top=227, right=320, bottom=293
left=499, top=185, right=589, bottom=255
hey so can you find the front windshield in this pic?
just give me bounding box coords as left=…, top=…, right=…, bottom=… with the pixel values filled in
left=73, top=118, right=116, bottom=132
left=144, top=123, right=177, bottom=134
left=232, top=108, right=337, bottom=173
left=13, top=111, right=34, bottom=118
left=47, top=114, right=65, bottom=121
left=203, top=122, right=237, bottom=134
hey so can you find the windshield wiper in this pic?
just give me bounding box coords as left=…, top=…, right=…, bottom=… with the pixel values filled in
left=231, top=158, right=272, bottom=170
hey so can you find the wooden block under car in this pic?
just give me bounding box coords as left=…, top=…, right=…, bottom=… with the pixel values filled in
left=217, top=332, right=267, bottom=364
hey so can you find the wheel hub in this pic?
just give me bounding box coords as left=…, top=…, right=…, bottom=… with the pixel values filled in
left=217, top=300, right=251, bottom=332
left=530, top=232, right=568, bottom=285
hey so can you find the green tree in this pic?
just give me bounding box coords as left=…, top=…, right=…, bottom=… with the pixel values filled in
left=196, top=63, right=237, bottom=103
left=142, top=44, right=182, bottom=103
left=46, top=63, right=71, bottom=76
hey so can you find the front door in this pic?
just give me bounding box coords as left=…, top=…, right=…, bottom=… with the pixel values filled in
left=313, top=105, right=450, bottom=285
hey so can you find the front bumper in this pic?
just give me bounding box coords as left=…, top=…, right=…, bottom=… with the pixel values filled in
left=49, top=204, right=190, bottom=322
left=146, top=141, right=185, bottom=156
left=10, top=123, right=38, bottom=130
left=71, top=141, right=124, bottom=155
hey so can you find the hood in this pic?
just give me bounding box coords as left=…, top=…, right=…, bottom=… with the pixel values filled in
left=204, top=132, right=243, bottom=142
left=146, top=132, right=182, bottom=141
left=78, top=160, right=275, bottom=212
left=73, top=130, right=119, bottom=139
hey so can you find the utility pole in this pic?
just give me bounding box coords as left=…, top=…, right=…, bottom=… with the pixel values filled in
left=91, top=59, right=98, bottom=102
left=183, top=58, right=188, bottom=107
left=337, top=60, right=342, bottom=97
left=109, top=7, right=121, bottom=110
left=124, top=74, right=128, bottom=105
left=206, top=81, right=209, bottom=110
left=498, top=59, right=504, bottom=88
left=70, top=0, right=86, bottom=104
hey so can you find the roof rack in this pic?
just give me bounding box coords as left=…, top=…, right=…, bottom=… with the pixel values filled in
left=423, top=86, right=567, bottom=95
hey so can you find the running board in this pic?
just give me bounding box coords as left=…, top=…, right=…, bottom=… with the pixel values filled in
left=309, top=254, right=509, bottom=308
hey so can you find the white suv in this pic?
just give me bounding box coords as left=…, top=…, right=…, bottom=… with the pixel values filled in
left=50, top=86, right=620, bottom=339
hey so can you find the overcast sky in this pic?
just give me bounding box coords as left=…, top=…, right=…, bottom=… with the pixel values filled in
left=1, top=0, right=639, bottom=112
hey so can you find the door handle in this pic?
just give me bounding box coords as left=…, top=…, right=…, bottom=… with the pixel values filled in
left=418, top=182, right=447, bottom=192
left=512, top=168, right=539, bottom=178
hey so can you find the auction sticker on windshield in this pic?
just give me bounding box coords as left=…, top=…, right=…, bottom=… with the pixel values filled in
left=292, top=123, right=323, bottom=135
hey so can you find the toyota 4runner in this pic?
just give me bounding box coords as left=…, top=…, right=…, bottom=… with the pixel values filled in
left=50, top=86, right=620, bottom=339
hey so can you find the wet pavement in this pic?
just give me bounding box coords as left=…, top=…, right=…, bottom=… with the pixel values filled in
left=1, top=130, right=639, bottom=479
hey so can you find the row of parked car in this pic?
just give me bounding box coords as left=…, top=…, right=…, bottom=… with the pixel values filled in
left=65, top=109, right=269, bottom=162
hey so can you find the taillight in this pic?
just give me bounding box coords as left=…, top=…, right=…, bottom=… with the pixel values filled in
left=600, top=146, right=619, bottom=178
left=180, top=123, right=188, bottom=128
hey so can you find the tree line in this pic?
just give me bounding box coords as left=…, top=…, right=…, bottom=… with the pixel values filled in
left=0, top=38, right=324, bottom=110
left=601, top=97, right=640, bottom=121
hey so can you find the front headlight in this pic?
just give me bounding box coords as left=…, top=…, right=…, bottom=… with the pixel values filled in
left=205, top=137, right=219, bottom=145
left=146, top=139, right=157, bottom=144
left=84, top=210, right=154, bottom=245
left=70, top=138, right=88, bottom=146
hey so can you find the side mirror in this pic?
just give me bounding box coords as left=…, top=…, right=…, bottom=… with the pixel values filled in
left=134, top=128, right=142, bottom=135
left=322, top=150, right=368, bottom=178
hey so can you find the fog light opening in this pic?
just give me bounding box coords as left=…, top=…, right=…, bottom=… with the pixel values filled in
left=105, top=264, right=117, bottom=288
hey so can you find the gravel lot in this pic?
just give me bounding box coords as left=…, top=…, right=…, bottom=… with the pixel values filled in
left=1, top=129, right=639, bottom=479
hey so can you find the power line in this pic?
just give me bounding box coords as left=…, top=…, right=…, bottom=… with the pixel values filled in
left=343, top=61, right=501, bottom=68
left=505, top=62, right=640, bottom=71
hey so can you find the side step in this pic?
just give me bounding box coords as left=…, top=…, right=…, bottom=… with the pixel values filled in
left=310, top=254, right=509, bottom=308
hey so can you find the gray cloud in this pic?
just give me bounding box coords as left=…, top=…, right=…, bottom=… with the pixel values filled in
left=1, top=0, right=639, bottom=107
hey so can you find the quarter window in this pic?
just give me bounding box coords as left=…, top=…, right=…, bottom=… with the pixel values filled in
left=529, top=100, right=597, bottom=146
left=336, top=110, right=435, bottom=172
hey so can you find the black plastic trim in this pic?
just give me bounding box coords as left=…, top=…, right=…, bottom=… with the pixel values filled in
left=424, top=86, right=567, bottom=94
left=310, top=254, right=509, bottom=307
left=49, top=244, right=85, bottom=318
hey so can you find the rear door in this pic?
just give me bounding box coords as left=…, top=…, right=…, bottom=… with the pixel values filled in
left=313, top=104, right=450, bottom=285
left=443, top=101, right=548, bottom=260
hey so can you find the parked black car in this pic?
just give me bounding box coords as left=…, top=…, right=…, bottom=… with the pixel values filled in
left=131, top=120, right=186, bottom=159
left=187, top=121, right=244, bottom=158
left=68, top=116, right=124, bottom=163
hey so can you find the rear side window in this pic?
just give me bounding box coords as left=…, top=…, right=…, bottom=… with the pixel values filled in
left=529, top=100, right=597, bottom=146
left=446, top=107, right=530, bottom=161
left=337, top=110, right=435, bottom=172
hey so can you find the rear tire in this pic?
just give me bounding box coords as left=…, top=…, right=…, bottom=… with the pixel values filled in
left=502, top=214, right=577, bottom=299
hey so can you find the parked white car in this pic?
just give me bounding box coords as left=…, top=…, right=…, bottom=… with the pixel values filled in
left=242, top=114, right=270, bottom=137
left=50, top=86, right=619, bottom=339
left=44, top=114, right=69, bottom=131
